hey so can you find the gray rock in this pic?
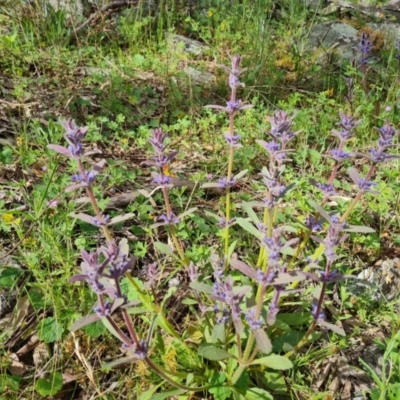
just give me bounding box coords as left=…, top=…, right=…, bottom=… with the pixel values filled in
left=307, top=22, right=359, bottom=65
left=182, top=66, right=215, bottom=85
left=47, top=0, right=84, bottom=18
left=306, top=0, right=328, bottom=10
left=383, top=0, right=400, bottom=23
left=366, top=22, right=400, bottom=46
left=165, top=33, right=210, bottom=57
left=347, top=258, right=400, bottom=303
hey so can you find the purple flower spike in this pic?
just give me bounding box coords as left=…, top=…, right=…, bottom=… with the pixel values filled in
left=228, top=54, right=246, bottom=89
left=148, top=128, right=169, bottom=154
left=359, top=32, right=372, bottom=65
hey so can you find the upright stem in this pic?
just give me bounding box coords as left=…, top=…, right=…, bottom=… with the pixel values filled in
left=224, top=88, right=237, bottom=271
left=161, top=185, right=187, bottom=265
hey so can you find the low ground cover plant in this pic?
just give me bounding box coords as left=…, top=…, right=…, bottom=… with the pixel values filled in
left=2, top=1, right=400, bottom=399
left=44, top=47, right=399, bottom=398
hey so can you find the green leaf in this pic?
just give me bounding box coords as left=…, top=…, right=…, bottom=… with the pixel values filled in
left=189, top=281, right=213, bottom=294
left=227, top=240, right=238, bottom=263
left=209, top=371, right=229, bottom=400
left=181, top=298, right=197, bottom=305
left=0, top=267, right=21, bottom=288
left=211, top=323, right=226, bottom=343
left=37, top=317, right=64, bottom=343
left=240, top=202, right=261, bottom=225
left=276, top=312, right=311, bottom=326
left=236, top=218, right=262, bottom=240
left=235, top=369, right=250, bottom=392
left=35, top=372, right=63, bottom=397
left=198, top=344, right=234, bottom=361
left=272, top=331, right=303, bottom=352
left=245, top=387, right=274, bottom=399
left=151, top=389, right=186, bottom=400
left=251, top=355, right=293, bottom=370
left=101, top=316, right=126, bottom=341
left=83, top=319, right=106, bottom=338
left=210, top=385, right=232, bottom=400
left=0, top=374, right=20, bottom=394
left=254, top=329, right=272, bottom=354
left=154, top=242, right=174, bottom=256
left=137, top=383, right=163, bottom=400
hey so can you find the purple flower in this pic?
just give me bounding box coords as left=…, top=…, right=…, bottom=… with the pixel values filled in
left=152, top=173, right=172, bottom=186
left=256, top=268, right=276, bottom=285
left=311, top=304, right=325, bottom=321
left=357, top=178, right=378, bottom=192
left=245, top=309, right=264, bottom=330
left=377, top=121, right=397, bottom=146
left=218, top=217, right=236, bottom=228
left=359, top=32, right=371, bottom=65
left=329, top=149, right=351, bottom=162
left=224, top=133, right=241, bottom=146
left=158, top=212, right=180, bottom=225
left=314, top=215, right=348, bottom=261
left=304, top=216, right=323, bottom=232
left=316, top=182, right=336, bottom=196
left=134, top=340, right=148, bottom=359
left=215, top=306, right=230, bottom=324
left=92, top=214, right=110, bottom=226
left=187, top=262, right=199, bottom=282
left=148, top=128, right=169, bottom=154
left=218, top=176, right=236, bottom=188
left=262, top=228, right=299, bottom=266
left=93, top=301, right=112, bottom=317
left=228, top=54, right=246, bottom=89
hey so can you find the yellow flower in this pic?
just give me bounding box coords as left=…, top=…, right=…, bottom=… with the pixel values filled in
left=16, top=137, right=23, bottom=146
left=1, top=213, right=20, bottom=225
left=207, top=10, right=214, bottom=17
left=325, top=88, right=334, bottom=97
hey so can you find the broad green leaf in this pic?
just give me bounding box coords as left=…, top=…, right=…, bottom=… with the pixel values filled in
left=318, top=320, right=346, bottom=336
left=240, top=202, right=261, bottom=225
left=138, top=383, right=163, bottom=400
left=154, top=242, right=174, bottom=256
left=152, top=389, right=186, bottom=400
left=181, top=298, right=197, bottom=305
left=70, top=314, right=100, bottom=332
left=345, top=225, right=375, bottom=233
left=234, top=169, right=248, bottom=180
left=35, top=372, right=63, bottom=397
left=276, top=312, right=311, bottom=326
left=83, top=319, right=106, bottom=338
left=254, top=329, right=272, bottom=354
left=227, top=240, right=238, bottom=263
left=198, top=344, right=234, bottom=361
left=0, top=374, right=20, bottom=394
left=37, top=318, right=64, bottom=343
left=236, top=218, right=262, bottom=239
left=252, top=355, right=293, bottom=370
left=211, top=323, right=226, bottom=343
left=245, top=387, right=274, bottom=399
left=189, top=281, right=213, bottom=294
left=308, top=200, right=331, bottom=222
left=101, top=317, right=125, bottom=342
left=109, top=213, right=135, bottom=225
